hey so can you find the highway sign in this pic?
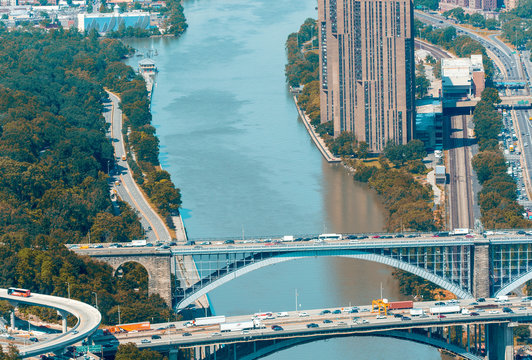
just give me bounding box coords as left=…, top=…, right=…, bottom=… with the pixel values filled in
left=76, top=345, right=102, bottom=353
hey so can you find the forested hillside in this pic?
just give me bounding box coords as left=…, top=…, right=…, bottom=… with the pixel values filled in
left=0, top=28, right=178, bottom=325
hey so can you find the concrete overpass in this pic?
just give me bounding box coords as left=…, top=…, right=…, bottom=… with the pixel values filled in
left=443, top=96, right=532, bottom=109
left=0, top=288, right=101, bottom=358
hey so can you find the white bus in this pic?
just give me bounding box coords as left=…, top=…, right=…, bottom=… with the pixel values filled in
left=318, top=233, right=343, bottom=241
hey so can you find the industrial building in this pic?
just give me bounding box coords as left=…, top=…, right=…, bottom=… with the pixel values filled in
left=441, top=55, right=485, bottom=99
left=77, top=7, right=151, bottom=33
left=318, top=0, right=416, bottom=153
left=415, top=99, right=443, bottom=151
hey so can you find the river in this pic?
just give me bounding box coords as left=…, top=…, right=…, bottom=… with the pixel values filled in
left=124, top=0, right=442, bottom=357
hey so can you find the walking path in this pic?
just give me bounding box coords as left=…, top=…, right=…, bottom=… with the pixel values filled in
left=293, top=96, right=341, bottom=163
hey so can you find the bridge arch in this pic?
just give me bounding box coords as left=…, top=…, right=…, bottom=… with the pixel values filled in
left=176, top=250, right=473, bottom=310
left=91, top=254, right=172, bottom=306
left=232, top=330, right=483, bottom=360
left=495, top=268, right=532, bottom=297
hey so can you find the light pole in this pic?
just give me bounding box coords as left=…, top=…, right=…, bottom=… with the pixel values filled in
left=117, top=305, right=121, bottom=324
left=66, top=282, right=70, bottom=299
left=92, top=292, right=98, bottom=310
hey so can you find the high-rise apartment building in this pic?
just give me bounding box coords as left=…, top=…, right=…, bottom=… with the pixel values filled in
left=318, top=0, right=416, bottom=153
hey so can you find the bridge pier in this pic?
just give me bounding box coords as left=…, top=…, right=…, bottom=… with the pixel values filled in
left=10, top=309, right=15, bottom=331
left=168, top=349, right=178, bottom=360
left=473, top=241, right=490, bottom=298
left=58, top=310, right=68, bottom=333
left=487, top=323, right=513, bottom=360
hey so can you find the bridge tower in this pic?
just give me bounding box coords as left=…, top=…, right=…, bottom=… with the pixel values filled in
left=487, top=323, right=514, bottom=360
left=90, top=251, right=173, bottom=307
left=472, top=240, right=490, bottom=298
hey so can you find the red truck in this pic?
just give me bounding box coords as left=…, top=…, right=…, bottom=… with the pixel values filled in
left=388, top=301, right=414, bottom=310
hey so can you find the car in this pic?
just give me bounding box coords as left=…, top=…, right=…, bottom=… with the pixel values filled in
left=469, top=312, right=480, bottom=316
left=361, top=319, right=369, bottom=324
left=224, top=240, right=235, bottom=244
left=182, top=332, right=192, bottom=337
left=488, top=310, right=500, bottom=314
left=169, top=242, right=177, bottom=246
left=352, top=317, right=361, bottom=323
left=185, top=241, right=196, bottom=246
left=147, top=226, right=152, bottom=231
left=469, top=302, right=479, bottom=306
left=419, top=314, right=429, bottom=318
left=349, top=308, right=359, bottom=313
left=29, top=337, right=39, bottom=342
left=517, top=230, right=527, bottom=235
left=435, top=302, right=446, bottom=306
left=332, top=309, right=341, bottom=314
left=277, top=312, right=289, bottom=317
left=346, top=235, right=358, bottom=239
left=320, top=310, right=331, bottom=315
left=201, top=241, right=211, bottom=245
left=298, top=312, right=309, bottom=317
left=167, top=324, right=176, bottom=328
left=306, top=323, right=319, bottom=328
left=477, top=298, right=486, bottom=302
left=519, top=307, right=527, bottom=311
left=271, top=325, right=284, bottom=331
left=323, top=319, right=333, bottom=324
left=437, top=314, right=446, bottom=319
left=211, top=332, right=222, bottom=337
left=401, top=316, right=411, bottom=321
left=372, top=235, right=381, bottom=238
left=376, top=315, right=386, bottom=319
left=395, top=234, right=404, bottom=238
left=141, top=339, right=151, bottom=343
left=72, top=330, right=79, bottom=334
left=361, top=308, right=370, bottom=312
left=358, top=235, right=368, bottom=239
left=151, top=335, right=161, bottom=339
left=241, top=330, right=250, bottom=334
left=393, top=313, right=403, bottom=318
left=502, top=307, right=514, bottom=313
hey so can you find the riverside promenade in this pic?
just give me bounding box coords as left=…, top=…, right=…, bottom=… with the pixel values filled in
left=293, top=96, right=341, bottom=163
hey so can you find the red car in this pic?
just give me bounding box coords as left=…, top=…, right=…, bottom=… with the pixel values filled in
left=437, top=314, right=446, bottom=319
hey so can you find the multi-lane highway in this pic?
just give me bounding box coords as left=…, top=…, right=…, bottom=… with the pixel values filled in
left=0, top=289, right=101, bottom=358
left=104, top=91, right=171, bottom=243
left=93, top=297, right=531, bottom=352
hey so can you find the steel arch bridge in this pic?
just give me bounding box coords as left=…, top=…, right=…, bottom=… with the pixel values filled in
left=172, top=237, right=532, bottom=311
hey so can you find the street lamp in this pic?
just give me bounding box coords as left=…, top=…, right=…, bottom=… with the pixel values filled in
left=92, top=292, right=98, bottom=310
left=117, top=305, right=121, bottom=324
left=65, top=282, right=70, bottom=299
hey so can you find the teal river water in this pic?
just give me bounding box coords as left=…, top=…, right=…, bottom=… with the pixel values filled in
left=124, top=0, right=442, bottom=357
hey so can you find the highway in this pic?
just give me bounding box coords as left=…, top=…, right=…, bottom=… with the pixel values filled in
left=104, top=91, right=171, bottom=243
left=0, top=289, right=101, bottom=358
left=94, top=297, right=532, bottom=351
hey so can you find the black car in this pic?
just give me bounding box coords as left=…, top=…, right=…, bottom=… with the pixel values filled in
left=332, top=309, right=342, bottom=314
left=517, top=230, right=527, bottom=235
left=29, top=337, right=39, bottom=342
left=358, top=235, right=368, bottom=239
left=346, top=235, right=358, bottom=239
left=323, top=319, right=333, bottom=324
left=306, top=323, right=319, bottom=328
left=169, top=242, right=177, bottom=246
left=186, top=241, right=196, bottom=246
left=395, top=234, right=404, bottom=238
left=435, top=302, right=446, bottom=306
left=401, top=316, right=411, bottom=321
left=477, top=298, right=486, bottom=302
left=182, top=332, right=192, bottom=337
left=393, top=313, right=403, bottom=318
left=502, top=307, right=514, bottom=313
left=151, top=335, right=161, bottom=339
left=271, top=325, right=284, bottom=331
left=224, top=240, right=235, bottom=244
left=320, top=310, right=331, bottom=315
left=470, top=312, right=480, bottom=316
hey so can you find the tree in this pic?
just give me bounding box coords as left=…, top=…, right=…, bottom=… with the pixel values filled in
left=514, top=325, right=530, bottom=343
left=115, top=343, right=166, bottom=360
left=470, top=13, right=486, bottom=28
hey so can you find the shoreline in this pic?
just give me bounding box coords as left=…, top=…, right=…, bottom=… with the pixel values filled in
left=292, top=95, right=342, bottom=163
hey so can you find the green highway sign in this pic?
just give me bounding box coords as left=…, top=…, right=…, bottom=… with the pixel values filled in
left=76, top=345, right=102, bottom=353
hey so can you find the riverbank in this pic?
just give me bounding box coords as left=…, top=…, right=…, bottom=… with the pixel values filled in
left=293, top=95, right=341, bottom=163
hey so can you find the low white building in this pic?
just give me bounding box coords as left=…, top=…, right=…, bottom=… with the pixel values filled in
left=441, top=55, right=485, bottom=99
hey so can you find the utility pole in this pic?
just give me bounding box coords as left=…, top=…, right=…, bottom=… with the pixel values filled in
left=118, top=305, right=121, bottom=324
left=92, top=292, right=98, bottom=310
left=66, top=282, right=70, bottom=299
left=295, top=289, right=298, bottom=313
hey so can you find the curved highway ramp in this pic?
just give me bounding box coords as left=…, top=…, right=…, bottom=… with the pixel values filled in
left=0, top=289, right=101, bottom=358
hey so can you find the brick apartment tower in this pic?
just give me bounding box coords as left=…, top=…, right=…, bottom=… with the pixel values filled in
left=318, top=0, right=416, bottom=153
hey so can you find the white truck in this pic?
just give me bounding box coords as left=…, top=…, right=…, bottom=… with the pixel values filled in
left=430, top=305, right=461, bottom=314
left=220, top=319, right=263, bottom=332
left=192, top=315, right=226, bottom=327
left=496, top=295, right=509, bottom=302
left=281, top=235, right=295, bottom=242
left=131, top=240, right=147, bottom=247
left=409, top=308, right=424, bottom=316
left=451, top=228, right=469, bottom=236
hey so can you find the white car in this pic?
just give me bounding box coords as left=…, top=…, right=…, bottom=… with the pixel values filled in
left=488, top=310, right=500, bottom=314
left=376, top=315, right=386, bottom=319
left=277, top=312, right=289, bottom=317
left=298, top=312, right=309, bottom=317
